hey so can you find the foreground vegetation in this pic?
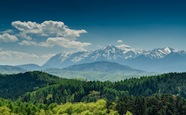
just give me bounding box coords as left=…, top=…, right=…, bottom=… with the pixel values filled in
left=1, top=94, right=186, bottom=115
left=0, top=98, right=118, bottom=115
left=1, top=71, right=186, bottom=114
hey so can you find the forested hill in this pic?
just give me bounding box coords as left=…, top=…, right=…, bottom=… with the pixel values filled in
left=1, top=71, right=186, bottom=114
left=20, top=72, right=186, bottom=104
left=0, top=71, right=186, bottom=103
left=0, top=71, right=61, bottom=99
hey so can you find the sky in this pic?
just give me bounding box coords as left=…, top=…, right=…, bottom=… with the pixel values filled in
left=0, top=0, right=186, bottom=65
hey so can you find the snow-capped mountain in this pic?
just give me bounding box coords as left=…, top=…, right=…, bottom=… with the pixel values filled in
left=43, top=44, right=139, bottom=68
left=43, top=44, right=186, bottom=72
left=144, top=47, right=185, bottom=59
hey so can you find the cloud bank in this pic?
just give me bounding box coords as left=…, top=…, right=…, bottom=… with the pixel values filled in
left=10, top=20, right=91, bottom=49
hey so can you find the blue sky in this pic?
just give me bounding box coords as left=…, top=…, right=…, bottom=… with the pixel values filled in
left=0, top=0, right=186, bottom=65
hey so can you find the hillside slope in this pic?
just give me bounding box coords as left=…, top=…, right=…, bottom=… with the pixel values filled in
left=63, top=61, right=144, bottom=73
left=0, top=71, right=60, bottom=99
left=19, top=72, right=186, bottom=104
left=44, top=61, right=149, bottom=81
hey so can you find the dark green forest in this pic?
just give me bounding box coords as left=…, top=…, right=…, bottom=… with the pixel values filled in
left=1, top=71, right=186, bottom=114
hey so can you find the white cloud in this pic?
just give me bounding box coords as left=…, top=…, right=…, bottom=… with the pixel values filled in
left=0, top=50, right=38, bottom=59
left=11, top=20, right=90, bottom=49
left=12, top=20, right=87, bottom=39
left=12, top=21, right=41, bottom=34
left=46, top=37, right=91, bottom=49
left=117, top=40, right=123, bottom=43
left=0, top=29, right=14, bottom=34
left=0, top=33, right=18, bottom=42
left=0, top=49, right=55, bottom=65
left=19, top=37, right=91, bottom=49
left=19, top=33, right=32, bottom=40
left=19, top=40, right=51, bottom=47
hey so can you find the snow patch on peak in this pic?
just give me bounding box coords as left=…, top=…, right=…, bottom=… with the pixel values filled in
left=116, top=44, right=144, bottom=55
left=103, top=44, right=117, bottom=49
left=60, top=51, right=75, bottom=57
left=117, top=44, right=130, bottom=48
left=102, top=45, right=119, bottom=54
left=72, top=51, right=92, bottom=63
left=59, top=51, right=79, bottom=62
left=155, top=47, right=179, bottom=55
left=116, top=44, right=131, bottom=50
left=163, top=47, right=184, bottom=53
left=146, top=47, right=184, bottom=59
left=164, top=47, right=172, bottom=53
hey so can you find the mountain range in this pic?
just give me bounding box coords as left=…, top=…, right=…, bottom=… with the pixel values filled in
left=0, top=44, right=186, bottom=78
left=43, top=44, right=186, bottom=72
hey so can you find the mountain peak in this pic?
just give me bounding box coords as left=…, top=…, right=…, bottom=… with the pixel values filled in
left=163, top=47, right=173, bottom=54
left=116, top=44, right=144, bottom=55
left=152, top=47, right=182, bottom=55
left=103, top=44, right=117, bottom=49
left=101, top=45, right=119, bottom=53
left=162, top=47, right=184, bottom=53
left=116, top=44, right=132, bottom=51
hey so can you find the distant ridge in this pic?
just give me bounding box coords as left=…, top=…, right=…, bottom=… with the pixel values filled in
left=63, top=61, right=144, bottom=73
left=18, top=64, right=41, bottom=71
left=44, top=61, right=150, bottom=81
left=0, top=65, right=26, bottom=74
